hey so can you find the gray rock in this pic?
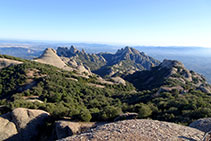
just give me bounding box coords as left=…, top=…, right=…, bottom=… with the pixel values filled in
left=59, top=119, right=204, bottom=141
left=55, top=121, right=81, bottom=139
left=0, top=58, right=23, bottom=69
left=0, top=113, right=18, bottom=140
left=160, top=59, right=184, bottom=70
left=111, top=77, right=126, bottom=86
left=34, top=48, right=73, bottom=71
left=0, top=108, right=50, bottom=141
left=189, top=118, right=211, bottom=132
left=55, top=120, right=95, bottom=140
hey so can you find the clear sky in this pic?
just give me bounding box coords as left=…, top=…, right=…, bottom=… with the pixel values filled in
left=0, top=0, right=211, bottom=47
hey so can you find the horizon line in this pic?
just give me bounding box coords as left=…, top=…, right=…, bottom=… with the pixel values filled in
left=0, top=38, right=210, bottom=49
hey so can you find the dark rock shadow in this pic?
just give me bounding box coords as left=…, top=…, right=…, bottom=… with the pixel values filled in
left=4, top=113, right=49, bottom=141
left=178, top=136, right=197, bottom=141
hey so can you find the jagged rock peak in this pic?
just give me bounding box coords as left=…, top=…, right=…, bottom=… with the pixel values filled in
left=69, top=45, right=80, bottom=54
left=116, top=46, right=140, bottom=55
left=159, top=59, right=184, bottom=69
left=57, top=46, right=85, bottom=57
left=44, top=48, right=57, bottom=54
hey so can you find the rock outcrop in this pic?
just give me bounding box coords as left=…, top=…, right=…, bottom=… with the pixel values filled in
left=0, top=113, right=18, bottom=140
left=34, top=48, right=72, bottom=71
left=189, top=118, right=211, bottom=133
left=35, top=48, right=92, bottom=76
left=111, top=76, right=126, bottom=85
left=0, top=58, right=23, bottom=69
left=125, top=59, right=211, bottom=93
left=55, top=120, right=95, bottom=140
left=55, top=121, right=81, bottom=139
left=0, top=108, right=49, bottom=141
left=58, top=119, right=204, bottom=141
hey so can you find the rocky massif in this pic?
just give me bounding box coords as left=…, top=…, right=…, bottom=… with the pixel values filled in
left=34, top=48, right=92, bottom=76
left=57, top=46, right=160, bottom=77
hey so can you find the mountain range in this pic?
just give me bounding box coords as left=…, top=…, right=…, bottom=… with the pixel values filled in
left=0, top=46, right=211, bottom=140
left=57, top=46, right=160, bottom=77
left=0, top=47, right=42, bottom=59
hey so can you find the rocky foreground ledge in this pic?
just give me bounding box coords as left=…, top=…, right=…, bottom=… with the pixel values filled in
left=59, top=119, right=204, bottom=141
left=0, top=108, right=207, bottom=141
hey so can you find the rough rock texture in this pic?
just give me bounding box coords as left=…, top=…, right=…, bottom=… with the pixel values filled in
left=0, top=113, right=18, bottom=140
left=0, top=108, right=49, bottom=141
left=189, top=118, right=211, bottom=133
left=59, top=119, right=204, bottom=141
left=55, top=120, right=96, bottom=140
left=0, top=58, right=22, bottom=69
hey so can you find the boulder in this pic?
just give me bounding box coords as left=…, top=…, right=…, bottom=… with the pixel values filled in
left=189, top=118, right=211, bottom=132
left=55, top=120, right=96, bottom=139
left=55, top=121, right=81, bottom=139
left=0, top=108, right=50, bottom=141
left=0, top=113, right=18, bottom=140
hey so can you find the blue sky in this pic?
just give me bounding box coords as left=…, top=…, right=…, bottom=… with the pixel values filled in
left=0, top=0, right=211, bottom=47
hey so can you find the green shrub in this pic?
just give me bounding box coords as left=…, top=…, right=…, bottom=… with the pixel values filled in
left=138, top=103, right=152, bottom=118
left=79, top=109, right=92, bottom=122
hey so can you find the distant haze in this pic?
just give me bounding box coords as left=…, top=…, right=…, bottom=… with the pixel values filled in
left=0, top=39, right=211, bottom=83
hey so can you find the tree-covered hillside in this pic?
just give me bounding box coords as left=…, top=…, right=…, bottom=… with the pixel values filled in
left=0, top=55, right=211, bottom=125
